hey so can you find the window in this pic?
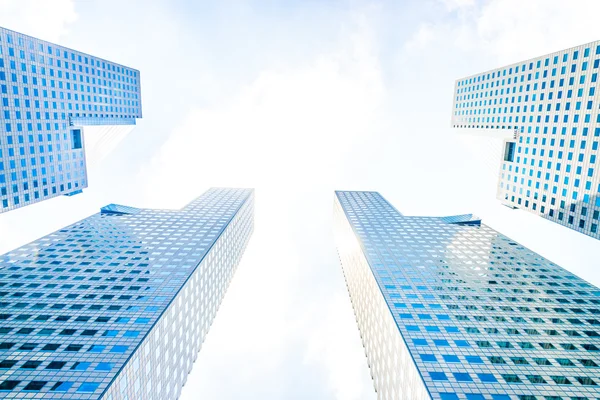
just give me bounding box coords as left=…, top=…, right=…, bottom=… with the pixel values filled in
left=65, top=344, right=83, bottom=352
left=77, top=382, right=100, bottom=392
left=0, top=381, right=20, bottom=391
left=550, top=376, right=571, bottom=385
left=579, top=359, right=598, bottom=367
left=50, top=382, right=72, bottom=392
left=502, top=374, right=522, bottom=383
left=555, top=358, right=575, bottom=366
left=110, top=345, right=128, bottom=353
left=420, top=354, right=437, bottom=362
left=46, top=361, right=66, bottom=370
left=442, top=355, right=460, bottom=363
left=511, top=357, right=529, bottom=365
left=0, top=360, right=17, bottom=369
left=575, top=377, right=597, bottom=385
left=21, top=361, right=42, bottom=369
left=453, top=372, right=473, bottom=382
left=429, top=372, right=448, bottom=381
left=23, top=381, right=47, bottom=391
left=466, top=395, right=484, bottom=400
left=95, top=362, right=113, bottom=371
left=526, top=375, right=546, bottom=384
left=440, top=394, right=459, bottom=400
left=478, top=373, right=497, bottom=383
left=71, top=362, right=90, bottom=371
left=88, top=345, right=105, bottom=352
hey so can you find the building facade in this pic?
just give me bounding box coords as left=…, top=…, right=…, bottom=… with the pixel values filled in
left=0, top=187, right=254, bottom=399
left=334, top=190, right=600, bottom=400
left=0, top=26, right=142, bottom=213
left=452, top=41, right=600, bottom=239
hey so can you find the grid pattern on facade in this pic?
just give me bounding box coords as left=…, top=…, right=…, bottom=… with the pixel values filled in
left=0, top=188, right=254, bottom=399
left=334, top=190, right=600, bottom=400
left=334, top=195, right=430, bottom=400
left=451, top=41, right=600, bottom=240
left=0, top=26, right=142, bottom=213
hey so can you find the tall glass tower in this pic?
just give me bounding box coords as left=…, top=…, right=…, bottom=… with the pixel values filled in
left=451, top=41, right=600, bottom=239
left=0, top=26, right=142, bottom=213
left=0, top=188, right=254, bottom=399
left=334, top=190, right=600, bottom=400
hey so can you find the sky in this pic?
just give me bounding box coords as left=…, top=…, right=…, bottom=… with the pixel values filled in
left=1, top=0, right=600, bottom=399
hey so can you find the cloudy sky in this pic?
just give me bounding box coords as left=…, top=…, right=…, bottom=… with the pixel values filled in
left=1, top=0, right=600, bottom=399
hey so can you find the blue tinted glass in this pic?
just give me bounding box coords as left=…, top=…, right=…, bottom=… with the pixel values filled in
left=51, top=382, right=73, bottom=392
left=429, top=372, right=448, bottom=381
left=478, top=373, right=498, bottom=383
left=77, top=382, right=99, bottom=392
left=442, top=355, right=460, bottom=363
left=73, top=362, right=90, bottom=371
left=465, top=355, right=483, bottom=364
left=440, top=394, right=459, bottom=400
left=96, top=363, right=113, bottom=371
left=420, top=354, right=437, bottom=362
left=466, top=395, right=485, bottom=400
left=453, top=372, right=473, bottom=382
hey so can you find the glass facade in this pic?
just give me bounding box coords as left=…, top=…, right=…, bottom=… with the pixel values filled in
left=334, top=190, right=600, bottom=400
left=0, top=26, right=142, bottom=213
left=451, top=41, right=600, bottom=240
left=0, top=187, right=254, bottom=399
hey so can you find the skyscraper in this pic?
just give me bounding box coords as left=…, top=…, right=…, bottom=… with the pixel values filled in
left=451, top=41, right=600, bottom=239
left=0, top=187, right=254, bottom=399
left=0, top=26, right=142, bottom=213
left=334, top=190, right=600, bottom=400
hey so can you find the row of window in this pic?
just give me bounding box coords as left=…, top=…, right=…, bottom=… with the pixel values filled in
left=420, top=353, right=597, bottom=367
left=0, top=380, right=98, bottom=393
left=439, top=392, right=592, bottom=400
left=457, top=44, right=600, bottom=86
left=429, top=370, right=597, bottom=386
left=1, top=30, right=138, bottom=76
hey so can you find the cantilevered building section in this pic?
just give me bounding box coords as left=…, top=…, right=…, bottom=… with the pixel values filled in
left=0, top=188, right=254, bottom=399
left=334, top=190, right=600, bottom=400
left=452, top=41, right=600, bottom=239
left=0, top=26, right=142, bottom=213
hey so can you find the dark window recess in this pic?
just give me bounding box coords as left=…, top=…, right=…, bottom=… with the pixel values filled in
left=504, top=141, right=516, bottom=162
left=71, top=129, right=83, bottom=149
left=0, top=380, right=20, bottom=390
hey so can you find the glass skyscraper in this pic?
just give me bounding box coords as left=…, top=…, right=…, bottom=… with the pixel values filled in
left=451, top=41, right=600, bottom=240
left=334, top=190, right=600, bottom=400
left=0, top=187, right=254, bottom=399
left=0, top=26, right=142, bottom=213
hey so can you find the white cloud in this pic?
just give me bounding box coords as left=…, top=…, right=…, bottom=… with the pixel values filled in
left=408, top=0, right=600, bottom=62
left=143, top=16, right=383, bottom=399
left=138, top=17, right=383, bottom=208
left=0, top=0, right=77, bottom=42
left=405, top=23, right=436, bottom=50
left=440, top=0, right=476, bottom=11
left=475, top=0, right=600, bottom=61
